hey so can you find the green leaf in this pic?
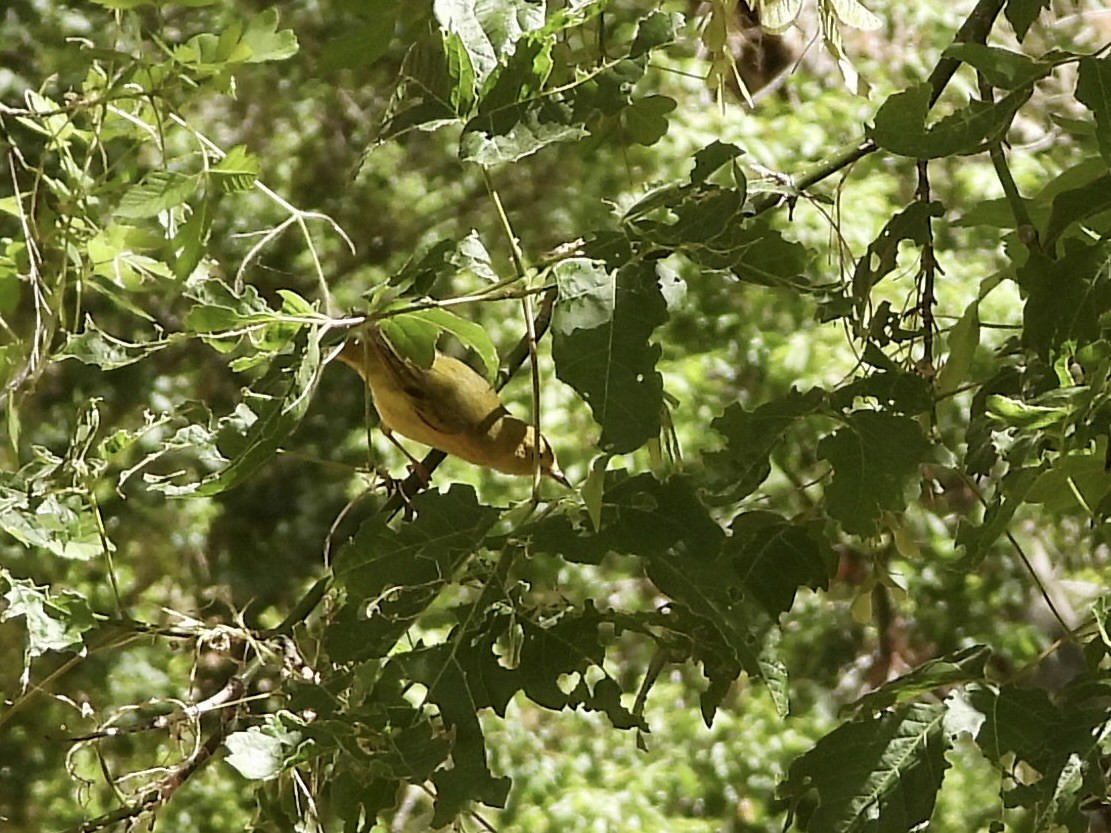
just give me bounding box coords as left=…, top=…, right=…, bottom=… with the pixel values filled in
left=1076, top=56, right=1111, bottom=166
left=87, top=0, right=153, bottom=9
left=1020, top=243, right=1111, bottom=357
left=966, top=677, right=1110, bottom=832
left=225, top=716, right=303, bottom=780
left=378, top=34, right=471, bottom=140
left=377, top=314, right=438, bottom=369
left=984, top=394, right=1068, bottom=429
left=57, top=316, right=170, bottom=369
left=935, top=298, right=981, bottom=396
left=393, top=306, right=500, bottom=381
left=626, top=183, right=745, bottom=249
left=87, top=224, right=176, bottom=289
left=239, top=8, right=299, bottom=63
left=319, top=1, right=400, bottom=72
left=956, top=466, right=1040, bottom=563
left=630, top=10, right=677, bottom=57
left=1004, top=0, right=1052, bottom=40
left=869, top=82, right=1032, bottom=159
left=690, top=140, right=745, bottom=184
left=779, top=702, right=949, bottom=833
left=817, top=410, right=932, bottom=535
left=963, top=682, right=1060, bottom=771
left=621, top=95, right=675, bottom=146
left=434, top=0, right=545, bottom=84
left=461, top=36, right=589, bottom=164
left=0, top=570, right=95, bottom=658
left=726, top=511, right=834, bottom=617
left=552, top=256, right=666, bottom=454
left=327, top=485, right=500, bottom=662
left=724, top=220, right=813, bottom=289
left=455, top=229, right=500, bottom=283
left=210, top=145, right=260, bottom=193
left=593, top=475, right=785, bottom=711
left=830, top=370, right=934, bottom=415
left=183, top=278, right=283, bottom=345
left=0, top=486, right=104, bottom=561
left=389, top=239, right=458, bottom=296
left=705, top=388, right=827, bottom=502
left=526, top=470, right=773, bottom=719
left=147, top=330, right=323, bottom=497
left=116, top=171, right=198, bottom=219
left=1025, top=439, right=1111, bottom=515
left=944, top=43, right=1053, bottom=90
left=849, top=645, right=991, bottom=714
left=1043, top=173, right=1111, bottom=252
left=173, top=196, right=213, bottom=279
left=852, top=201, right=945, bottom=307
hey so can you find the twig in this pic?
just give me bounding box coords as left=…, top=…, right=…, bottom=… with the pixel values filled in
left=977, top=74, right=1042, bottom=255
left=750, top=0, right=1008, bottom=216
left=480, top=168, right=545, bottom=499
left=915, top=160, right=939, bottom=373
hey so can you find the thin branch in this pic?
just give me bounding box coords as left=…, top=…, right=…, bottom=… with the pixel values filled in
left=978, top=74, right=1043, bottom=255
left=482, top=168, right=545, bottom=500
left=915, top=160, right=939, bottom=373
left=750, top=0, right=1007, bottom=216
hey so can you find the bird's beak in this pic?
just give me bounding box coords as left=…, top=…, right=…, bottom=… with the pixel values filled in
left=547, top=464, right=572, bottom=489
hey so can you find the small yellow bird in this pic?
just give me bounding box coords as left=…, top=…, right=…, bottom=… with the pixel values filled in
left=337, top=323, right=569, bottom=486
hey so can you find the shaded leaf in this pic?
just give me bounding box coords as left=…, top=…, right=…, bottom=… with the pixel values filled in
left=818, top=410, right=932, bottom=535
left=852, top=201, right=944, bottom=308
left=850, top=645, right=991, bottom=714
left=779, top=702, right=949, bottom=833
left=1076, top=56, right=1111, bottom=166
left=1004, top=0, right=1052, bottom=40
left=690, top=140, right=745, bottom=184
left=327, top=485, right=500, bottom=662
left=705, top=387, right=827, bottom=503
left=621, top=94, right=675, bottom=146
left=869, top=82, right=1032, bottom=159
left=1019, top=243, right=1111, bottom=356
left=1044, top=173, right=1111, bottom=252
left=935, top=298, right=981, bottom=396
left=146, top=329, right=322, bottom=496
left=1025, top=438, right=1111, bottom=515
left=830, top=370, right=934, bottom=416
left=956, top=465, right=1040, bottom=563
left=944, top=43, right=1053, bottom=90
left=319, top=0, right=400, bottom=73
left=727, top=511, right=834, bottom=617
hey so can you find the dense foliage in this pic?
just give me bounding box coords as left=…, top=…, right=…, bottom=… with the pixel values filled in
left=1, top=0, right=1110, bottom=831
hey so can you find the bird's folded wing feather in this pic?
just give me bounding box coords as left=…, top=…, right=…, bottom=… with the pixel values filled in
left=368, top=326, right=475, bottom=436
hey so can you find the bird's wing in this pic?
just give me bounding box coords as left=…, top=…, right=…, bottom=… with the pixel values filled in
left=368, top=325, right=476, bottom=436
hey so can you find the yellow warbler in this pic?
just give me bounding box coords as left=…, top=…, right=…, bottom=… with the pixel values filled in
left=338, top=323, right=569, bottom=486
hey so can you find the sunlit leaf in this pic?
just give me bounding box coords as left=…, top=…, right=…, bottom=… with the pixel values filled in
left=552, top=255, right=666, bottom=454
